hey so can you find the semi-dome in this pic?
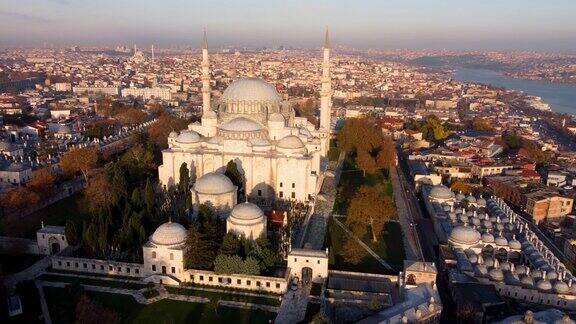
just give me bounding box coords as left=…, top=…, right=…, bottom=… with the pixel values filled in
left=194, top=172, right=236, bottom=195
left=449, top=225, right=481, bottom=246
left=151, top=221, right=187, bottom=246
left=230, top=202, right=264, bottom=221
left=429, top=185, right=455, bottom=200
left=489, top=268, right=504, bottom=281
left=221, top=78, right=280, bottom=103
left=220, top=117, right=262, bottom=132
left=277, top=135, right=305, bottom=149
left=176, top=130, right=201, bottom=143
left=268, top=113, right=285, bottom=122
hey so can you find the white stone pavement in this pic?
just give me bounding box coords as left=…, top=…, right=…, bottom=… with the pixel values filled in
left=274, top=285, right=311, bottom=324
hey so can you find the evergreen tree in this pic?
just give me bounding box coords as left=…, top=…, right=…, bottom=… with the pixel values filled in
left=106, top=163, right=128, bottom=206
left=131, top=187, right=142, bottom=208
left=184, top=225, right=216, bottom=270
left=219, top=233, right=241, bottom=255
left=225, top=160, right=244, bottom=194
left=144, top=179, right=155, bottom=213
left=65, top=220, right=79, bottom=246
left=242, top=257, right=260, bottom=275
left=179, top=162, right=190, bottom=192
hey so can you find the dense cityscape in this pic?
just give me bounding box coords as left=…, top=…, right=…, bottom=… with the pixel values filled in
left=2, top=3, right=576, bottom=324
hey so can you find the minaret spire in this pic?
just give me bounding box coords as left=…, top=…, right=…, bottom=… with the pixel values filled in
left=201, top=29, right=211, bottom=113
left=319, top=26, right=332, bottom=155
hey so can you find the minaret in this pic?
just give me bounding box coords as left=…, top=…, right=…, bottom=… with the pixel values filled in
left=201, top=29, right=211, bottom=114
left=320, top=27, right=331, bottom=131
left=151, top=44, right=155, bottom=63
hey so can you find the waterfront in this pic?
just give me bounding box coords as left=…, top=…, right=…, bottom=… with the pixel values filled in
left=454, top=67, right=576, bottom=115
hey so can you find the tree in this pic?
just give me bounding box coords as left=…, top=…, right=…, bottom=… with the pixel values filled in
left=346, top=186, right=396, bottom=242
left=60, top=147, right=99, bottom=182
left=451, top=180, right=473, bottom=195
left=179, top=162, right=190, bottom=192
left=28, top=167, right=57, bottom=201
left=147, top=114, right=189, bottom=148
left=106, top=163, right=128, bottom=206
left=0, top=187, right=38, bottom=214
left=219, top=233, right=241, bottom=256
left=119, top=143, right=156, bottom=181
left=65, top=220, right=79, bottom=246
left=357, top=150, right=379, bottom=176
left=184, top=225, right=216, bottom=270
left=342, top=238, right=368, bottom=265
left=75, top=295, right=119, bottom=324
left=376, top=136, right=396, bottom=171
left=144, top=179, right=155, bottom=214
left=225, top=160, right=244, bottom=194
left=84, top=171, right=114, bottom=214
left=214, top=254, right=244, bottom=274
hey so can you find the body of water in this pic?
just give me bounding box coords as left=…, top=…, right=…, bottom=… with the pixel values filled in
left=454, top=67, right=576, bottom=115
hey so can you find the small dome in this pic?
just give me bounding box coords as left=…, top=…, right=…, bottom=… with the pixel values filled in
left=477, top=198, right=487, bottom=206
left=456, top=193, right=466, bottom=201
left=489, top=268, right=504, bottom=281
left=484, top=257, right=495, bottom=268
left=221, top=78, right=280, bottom=103
left=430, top=185, right=456, bottom=200
left=481, top=232, right=495, bottom=243
left=277, top=135, right=305, bottom=149
left=250, top=138, right=271, bottom=146
left=449, top=225, right=481, bottom=246
left=555, top=281, right=569, bottom=294
left=268, top=113, right=285, bottom=122
left=474, top=264, right=488, bottom=276
left=467, top=195, right=477, bottom=203
left=495, top=235, right=508, bottom=246
left=151, top=221, right=187, bottom=246
left=521, top=275, right=534, bottom=287
left=230, top=202, right=264, bottom=221
left=509, top=238, right=521, bottom=250
left=536, top=279, right=552, bottom=291
left=468, top=254, right=478, bottom=264
left=530, top=269, right=543, bottom=279
left=194, top=172, right=236, bottom=195
left=220, top=117, right=262, bottom=132
left=443, top=204, right=451, bottom=212
left=472, top=218, right=481, bottom=226
left=515, top=265, right=527, bottom=276
left=176, top=130, right=201, bottom=143
left=169, top=131, right=178, bottom=138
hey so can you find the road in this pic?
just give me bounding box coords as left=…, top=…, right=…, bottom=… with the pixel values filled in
left=396, top=150, right=438, bottom=263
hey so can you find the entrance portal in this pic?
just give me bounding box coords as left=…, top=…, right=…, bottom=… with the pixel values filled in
left=162, top=266, right=167, bottom=274
left=48, top=237, right=60, bottom=255
left=302, top=267, right=312, bottom=285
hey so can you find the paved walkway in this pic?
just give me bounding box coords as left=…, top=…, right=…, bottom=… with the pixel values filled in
left=332, top=216, right=393, bottom=271
left=390, top=166, right=423, bottom=261
left=275, top=285, right=311, bottom=324
left=4, top=255, right=52, bottom=292
left=35, top=281, right=52, bottom=324
left=298, top=153, right=345, bottom=249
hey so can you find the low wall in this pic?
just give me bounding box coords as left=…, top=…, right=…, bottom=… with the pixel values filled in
left=52, top=255, right=144, bottom=278
left=182, top=269, right=289, bottom=294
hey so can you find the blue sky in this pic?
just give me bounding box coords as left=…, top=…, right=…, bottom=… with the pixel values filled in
left=1, top=0, right=575, bottom=51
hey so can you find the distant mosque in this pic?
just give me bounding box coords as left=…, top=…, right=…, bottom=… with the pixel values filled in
left=158, top=29, right=333, bottom=205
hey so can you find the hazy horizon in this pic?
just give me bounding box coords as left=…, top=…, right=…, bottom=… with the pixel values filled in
left=1, top=0, right=576, bottom=52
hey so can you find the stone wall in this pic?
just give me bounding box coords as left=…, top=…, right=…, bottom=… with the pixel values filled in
left=182, top=269, right=289, bottom=294
left=52, top=255, right=144, bottom=278
left=0, top=236, right=39, bottom=254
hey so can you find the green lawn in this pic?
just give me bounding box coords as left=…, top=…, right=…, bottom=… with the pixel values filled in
left=43, top=287, right=277, bottom=324
left=333, top=154, right=393, bottom=215
left=327, top=219, right=405, bottom=274
left=166, top=286, right=281, bottom=307
left=37, top=274, right=148, bottom=290
left=1, top=193, right=89, bottom=238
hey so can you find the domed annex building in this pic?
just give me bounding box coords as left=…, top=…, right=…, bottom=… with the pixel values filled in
left=158, top=31, right=333, bottom=203
left=422, top=184, right=576, bottom=311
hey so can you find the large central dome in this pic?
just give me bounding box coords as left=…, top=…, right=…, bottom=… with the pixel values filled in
left=221, top=78, right=281, bottom=103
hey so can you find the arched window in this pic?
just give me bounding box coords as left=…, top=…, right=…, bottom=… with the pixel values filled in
left=152, top=251, right=156, bottom=259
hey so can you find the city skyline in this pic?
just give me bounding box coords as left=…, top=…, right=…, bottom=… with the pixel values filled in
left=1, top=0, right=576, bottom=51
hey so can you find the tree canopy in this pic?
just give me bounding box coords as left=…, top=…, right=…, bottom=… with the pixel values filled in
left=346, top=186, right=397, bottom=242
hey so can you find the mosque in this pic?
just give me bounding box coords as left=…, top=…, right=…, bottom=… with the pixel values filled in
left=158, top=29, right=333, bottom=203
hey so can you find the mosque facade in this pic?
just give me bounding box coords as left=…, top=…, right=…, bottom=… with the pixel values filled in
left=158, top=30, right=333, bottom=203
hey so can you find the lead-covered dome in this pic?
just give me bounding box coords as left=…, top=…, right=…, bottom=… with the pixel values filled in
left=151, top=221, right=187, bottom=246
left=230, top=202, right=264, bottom=221
left=194, top=172, right=236, bottom=195
left=277, top=135, right=305, bottom=149
left=176, top=130, right=201, bottom=143
left=221, top=78, right=280, bottom=103
left=429, top=185, right=455, bottom=200
left=449, top=225, right=481, bottom=246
